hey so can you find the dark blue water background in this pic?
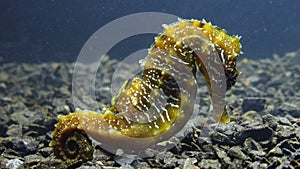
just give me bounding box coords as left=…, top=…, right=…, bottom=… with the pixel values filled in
left=1, top=0, right=299, bottom=63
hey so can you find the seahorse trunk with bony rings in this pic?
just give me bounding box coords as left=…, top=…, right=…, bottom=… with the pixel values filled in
left=50, top=18, right=242, bottom=162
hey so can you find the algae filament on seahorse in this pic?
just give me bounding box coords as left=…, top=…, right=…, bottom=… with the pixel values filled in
left=50, top=18, right=242, bottom=162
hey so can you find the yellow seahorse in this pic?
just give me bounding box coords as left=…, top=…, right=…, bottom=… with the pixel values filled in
left=50, top=18, right=242, bottom=162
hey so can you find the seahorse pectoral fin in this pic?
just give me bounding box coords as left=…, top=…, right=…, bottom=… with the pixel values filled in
left=213, top=106, right=230, bottom=124
left=111, top=79, right=128, bottom=106
left=220, top=110, right=230, bottom=123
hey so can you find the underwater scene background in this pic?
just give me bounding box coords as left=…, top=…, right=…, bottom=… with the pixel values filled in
left=0, top=1, right=299, bottom=169
left=1, top=0, right=300, bottom=63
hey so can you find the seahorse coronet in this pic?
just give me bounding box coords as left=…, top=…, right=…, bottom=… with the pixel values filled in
left=50, top=18, right=242, bottom=162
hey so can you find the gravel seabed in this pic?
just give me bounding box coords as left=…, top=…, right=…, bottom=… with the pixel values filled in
left=0, top=50, right=299, bottom=169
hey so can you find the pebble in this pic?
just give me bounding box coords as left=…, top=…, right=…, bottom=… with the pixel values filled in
left=228, top=146, right=248, bottom=160
left=262, top=114, right=279, bottom=130
left=10, top=110, right=43, bottom=125
left=78, top=166, right=100, bottom=169
left=182, top=158, right=198, bottom=169
left=0, top=113, right=9, bottom=137
left=1, top=137, right=39, bottom=156
left=275, top=125, right=295, bottom=139
left=241, top=110, right=263, bottom=123
left=154, top=151, right=178, bottom=168
left=6, top=124, right=22, bottom=137
left=214, top=147, right=231, bottom=164
left=242, top=97, right=266, bottom=112
left=119, top=164, right=134, bottom=169
left=24, top=154, right=43, bottom=165
left=268, top=145, right=283, bottom=156
left=210, top=131, right=235, bottom=145
left=39, top=147, right=52, bottom=158
left=235, top=126, right=274, bottom=144
left=114, top=154, right=136, bottom=166
left=5, top=159, right=24, bottom=169
left=199, top=159, right=221, bottom=169
left=277, top=103, right=300, bottom=118
left=243, top=138, right=263, bottom=152
left=248, top=150, right=266, bottom=161
left=248, top=162, right=268, bottom=169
